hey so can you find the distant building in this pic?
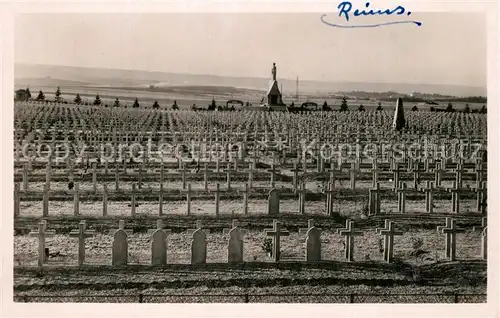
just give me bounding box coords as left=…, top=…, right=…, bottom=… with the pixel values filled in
left=15, top=89, right=31, bottom=101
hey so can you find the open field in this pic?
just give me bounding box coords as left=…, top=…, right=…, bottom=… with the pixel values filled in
left=14, top=83, right=486, bottom=111
left=14, top=63, right=486, bottom=111
left=15, top=63, right=487, bottom=97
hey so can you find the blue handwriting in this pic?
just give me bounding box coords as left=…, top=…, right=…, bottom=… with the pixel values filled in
left=321, top=1, right=422, bottom=28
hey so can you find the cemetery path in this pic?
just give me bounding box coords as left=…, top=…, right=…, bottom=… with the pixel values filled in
left=14, top=261, right=486, bottom=298
left=13, top=285, right=487, bottom=303
left=14, top=213, right=485, bottom=234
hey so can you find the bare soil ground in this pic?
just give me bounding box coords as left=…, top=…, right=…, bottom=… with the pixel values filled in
left=17, top=197, right=480, bottom=218
left=14, top=261, right=486, bottom=303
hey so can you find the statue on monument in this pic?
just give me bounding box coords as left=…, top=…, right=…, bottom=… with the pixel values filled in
left=272, top=63, right=277, bottom=81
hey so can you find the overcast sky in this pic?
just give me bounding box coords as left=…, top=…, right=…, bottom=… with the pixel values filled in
left=15, top=13, right=486, bottom=86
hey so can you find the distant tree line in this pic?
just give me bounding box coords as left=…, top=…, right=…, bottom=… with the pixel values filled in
left=21, top=88, right=488, bottom=115
left=429, top=103, right=487, bottom=114
left=288, top=98, right=380, bottom=113
left=444, top=96, right=487, bottom=103
left=26, top=88, right=179, bottom=109
left=336, top=91, right=487, bottom=105
left=20, top=88, right=247, bottom=111
left=286, top=98, right=487, bottom=114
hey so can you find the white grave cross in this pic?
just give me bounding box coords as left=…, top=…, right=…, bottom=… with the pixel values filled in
left=29, top=221, right=55, bottom=267
left=69, top=220, right=95, bottom=266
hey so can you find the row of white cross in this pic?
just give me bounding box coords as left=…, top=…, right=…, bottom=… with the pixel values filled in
left=16, top=157, right=487, bottom=196
left=14, top=178, right=487, bottom=219
left=14, top=102, right=487, bottom=138
left=27, top=217, right=487, bottom=268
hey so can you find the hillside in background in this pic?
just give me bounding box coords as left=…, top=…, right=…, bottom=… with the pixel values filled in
left=15, top=63, right=486, bottom=97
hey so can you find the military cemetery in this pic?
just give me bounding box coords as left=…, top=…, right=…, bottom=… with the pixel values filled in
left=12, top=12, right=488, bottom=304
left=13, top=92, right=488, bottom=303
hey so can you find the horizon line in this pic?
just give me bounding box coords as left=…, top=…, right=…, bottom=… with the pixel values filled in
left=14, top=62, right=487, bottom=91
